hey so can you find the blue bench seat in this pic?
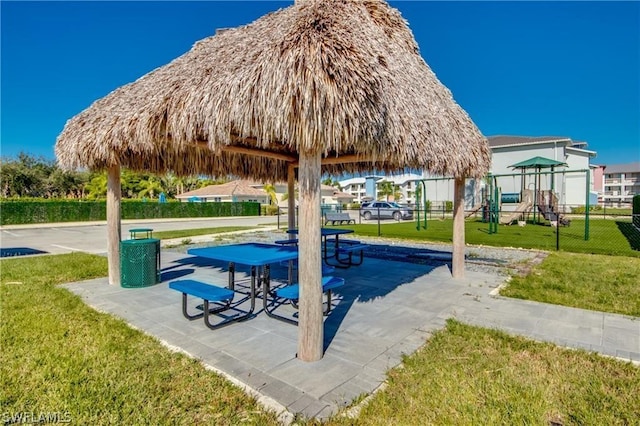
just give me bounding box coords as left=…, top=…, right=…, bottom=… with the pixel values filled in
left=275, top=276, right=344, bottom=300
left=169, top=280, right=234, bottom=302
left=264, top=276, right=345, bottom=324
left=169, top=279, right=253, bottom=329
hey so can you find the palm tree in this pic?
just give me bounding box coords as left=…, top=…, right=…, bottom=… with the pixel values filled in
left=322, top=177, right=343, bottom=191
left=263, top=183, right=278, bottom=205
left=85, top=173, right=108, bottom=199
left=137, top=175, right=164, bottom=199
left=377, top=180, right=402, bottom=202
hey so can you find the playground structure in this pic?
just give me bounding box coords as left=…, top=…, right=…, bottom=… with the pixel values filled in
left=413, top=167, right=591, bottom=240
left=536, top=190, right=571, bottom=227
left=486, top=168, right=590, bottom=239
left=498, top=189, right=533, bottom=225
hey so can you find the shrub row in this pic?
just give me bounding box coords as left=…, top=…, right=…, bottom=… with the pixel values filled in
left=0, top=200, right=260, bottom=225
left=634, top=195, right=640, bottom=228
left=570, top=205, right=603, bottom=214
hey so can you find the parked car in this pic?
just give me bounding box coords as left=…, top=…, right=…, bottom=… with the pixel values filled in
left=360, top=201, right=413, bottom=221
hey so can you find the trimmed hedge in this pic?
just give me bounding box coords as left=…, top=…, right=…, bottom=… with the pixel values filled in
left=0, top=199, right=260, bottom=225
left=634, top=195, right=640, bottom=228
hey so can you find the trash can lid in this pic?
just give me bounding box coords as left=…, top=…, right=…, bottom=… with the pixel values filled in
left=121, top=238, right=160, bottom=244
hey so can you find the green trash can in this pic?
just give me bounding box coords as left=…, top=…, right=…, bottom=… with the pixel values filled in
left=120, top=238, right=161, bottom=288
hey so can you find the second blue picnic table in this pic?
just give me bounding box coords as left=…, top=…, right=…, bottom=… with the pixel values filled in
left=286, top=228, right=355, bottom=264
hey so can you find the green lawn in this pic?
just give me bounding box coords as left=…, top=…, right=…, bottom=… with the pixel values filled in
left=326, top=320, right=640, bottom=425
left=152, top=226, right=255, bottom=240
left=501, top=252, right=640, bottom=317
left=344, top=218, right=640, bottom=257
left=0, top=253, right=281, bottom=425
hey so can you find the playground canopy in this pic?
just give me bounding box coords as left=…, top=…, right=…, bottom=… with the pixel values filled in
left=510, top=156, right=567, bottom=170
left=54, top=0, right=490, bottom=361
left=510, top=155, right=568, bottom=192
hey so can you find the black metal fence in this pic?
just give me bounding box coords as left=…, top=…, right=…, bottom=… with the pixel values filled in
left=275, top=205, right=640, bottom=257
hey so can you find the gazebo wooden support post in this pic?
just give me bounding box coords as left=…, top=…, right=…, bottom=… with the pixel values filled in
left=106, top=164, right=122, bottom=286
left=297, top=150, right=323, bottom=361
left=287, top=163, right=296, bottom=235
left=452, top=177, right=465, bottom=279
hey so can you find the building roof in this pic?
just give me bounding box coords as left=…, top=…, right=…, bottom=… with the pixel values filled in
left=332, top=191, right=356, bottom=200
left=338, top=177, right=365, bottom=187
left=488, top=135, right=572, bottom=148
left=321, top=184, right=341, bottom=191
left=177, top=180, right=267, bottom=198
left=604, top=162, right=640, bottom=174
left=566, top=146, right=597, bottom=158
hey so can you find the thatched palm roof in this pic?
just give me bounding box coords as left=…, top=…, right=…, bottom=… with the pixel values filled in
left=55, top=0, right=490, bottom=180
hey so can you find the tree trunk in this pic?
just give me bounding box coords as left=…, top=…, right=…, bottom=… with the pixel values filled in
left=297, top=150, right=323, bottom=361
left=107, top=165, right=122, bottom=286
left=452, top=177, right=465, bottom=278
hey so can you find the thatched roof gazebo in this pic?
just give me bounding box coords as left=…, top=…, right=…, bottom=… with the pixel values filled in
left=56, top=0, right=490, bottom=361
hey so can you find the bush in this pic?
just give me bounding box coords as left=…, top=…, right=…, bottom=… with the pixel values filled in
left=633, top=195, right=640, bottom=228
left=445, top=200, right=453, bottom=213
left=261, top=204, right=279, bottom=216
left=571, top=205, right=603, bottom=214
left=0, top=199, right=260, bottom=225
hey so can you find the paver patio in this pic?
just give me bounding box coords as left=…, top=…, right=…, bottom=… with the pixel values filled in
left=62, top=245, right=639, bottom=421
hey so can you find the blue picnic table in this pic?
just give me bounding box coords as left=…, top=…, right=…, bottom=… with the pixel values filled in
left=187, top=243, right=299, bottom=323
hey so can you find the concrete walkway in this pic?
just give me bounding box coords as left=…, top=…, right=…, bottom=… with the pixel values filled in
left=62, top=249, right=639, bottom=422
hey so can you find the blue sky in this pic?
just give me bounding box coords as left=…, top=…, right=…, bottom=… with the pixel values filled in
left=1, top=1, right=638, bottom=167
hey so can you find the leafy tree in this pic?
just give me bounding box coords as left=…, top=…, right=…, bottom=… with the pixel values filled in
left=0, top=152, right=231, bottom=200
left=121, top=169, right=143, bottom=198
left=46, top=168, right=89, bottom=198
left=377, top=180, right=402, bottom=201
left=166, top=174, right=214, bottom=196
left=0, top=153, right=55, bottom=197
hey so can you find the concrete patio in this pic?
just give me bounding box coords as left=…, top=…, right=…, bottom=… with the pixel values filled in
left=62, top=243, right=640, bottom=422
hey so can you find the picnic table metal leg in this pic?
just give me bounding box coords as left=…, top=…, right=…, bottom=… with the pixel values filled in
left=181, top=293, right=232, bottom=321
left=251, top=266, right=257, bottom=291
left=202, top=267, right=256, bottom=330
left=288, top=260, right=295, bottom=284
left=203, top=292, right=254, bottom=329
left=323, top=235, right=351, bottom=268
left=262, top=268, right=298, bottom=325
left=228, top=262, right=235, bottom=291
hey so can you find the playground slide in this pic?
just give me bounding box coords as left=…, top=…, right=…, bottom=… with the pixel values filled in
left=499, top=201, right=532, bottom=225
left=537, top=205, right=571, bottom=226
left=465, top=203, right=483, bottom=218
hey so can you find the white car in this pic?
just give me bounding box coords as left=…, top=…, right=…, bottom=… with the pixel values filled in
left=360, top=201, right=413, bottom=221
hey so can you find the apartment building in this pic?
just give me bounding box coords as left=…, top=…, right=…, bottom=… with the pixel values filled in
left=339, top=173, right=423, bottom=204
left=338, top=136, right=597, bottom=208
left=601, top=162, right=640, bottom=207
